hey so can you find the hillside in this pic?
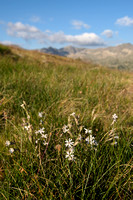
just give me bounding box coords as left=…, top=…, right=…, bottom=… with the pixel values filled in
left=40, top=43, right=133, bottom=71
left=0, top=44, right=133, bottom=199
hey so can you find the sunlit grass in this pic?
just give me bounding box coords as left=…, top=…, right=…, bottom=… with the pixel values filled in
left=0, top=46, right=132, bottom=199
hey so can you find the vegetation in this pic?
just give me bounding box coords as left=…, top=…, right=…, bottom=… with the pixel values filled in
left=0, top=44, right=12, bottom=55
left=0, top=45, right=132, bottom=199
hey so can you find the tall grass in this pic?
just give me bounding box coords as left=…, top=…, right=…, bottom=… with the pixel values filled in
left=0, top=51, right=132, bottom=199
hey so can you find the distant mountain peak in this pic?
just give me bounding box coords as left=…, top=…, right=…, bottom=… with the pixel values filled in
left=40, top=43, right=133, bottom=71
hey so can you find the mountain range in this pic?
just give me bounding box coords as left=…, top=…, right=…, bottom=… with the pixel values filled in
left=40, top=43, right=133, bottom=71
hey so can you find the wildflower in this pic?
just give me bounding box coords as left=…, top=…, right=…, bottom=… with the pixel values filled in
left=35, top=127, right=45, bottom=135
left=112, top=113, right=118, bottom=125
left=65, top=148, right=75, bottom=161
left=112, top=113, right=118, bottom=121
left=110, top=134, right=119, bottom=146
left=24, top=125, right=31, bottom=131
left=35, top=139, right=40, bottom=144
left=114, top=135, right=119, bottom=139
left=38, top=112, right=43, bottom=118
left=62, top=125, right=69, bottom=133
left=35, top=130, right=39, bottom=135
left=68, top=147, right=74, bottom=153
left=41, top=134, right=48, bottom=139
left=35, top=140, right=38, bottom=144
left=85, top=135, right=98, bottom=146
left=43, top=140, right=48, bottom=145
left=38, top=127, right=45, bottom=134
left=20, top=103, right=25, bottom=109
left=9, top=148, right=14, bottom=153
left=40, top=119, right=43, bottom=124
left=84, top=128, right=92, bottom=134
left=70, top=112, right=75, bottom=116
left=111, top=141, right=118, bottom=146
left=65, top=138, right=74, bottom=148
left=5, top=140, right=10, bottom=146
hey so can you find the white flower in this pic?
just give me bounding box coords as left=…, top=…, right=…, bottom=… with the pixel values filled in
left=9, top=148, right=14, bottom=153
left=35, top=130, right=39, bottom=135
left=40, top=119, right=43, bottom=124
left=38, top=112, right=43, bottom=118
left=70, top=112, right=75, bottom=116
left=111, top=141, right=118, bottom=146
left=85, top=135, right=94, bottom=144
left=20, top=103, right=25, bottom=109
left=41, top=134, right=48, bottom=139
left=43, top=140, right=48, bottom=145
left=112, top=113, right=118, bottom=121
left=68, top=147, right=74, bottom=153
left=65, top=149, right=75, bottom=161
left=114, top=135, right=119, bottom=139
left=63, top=125, right=69, bottom=133
left=65, top=138, right=74, bottom=148
left=84, top=128, right=92, bottom=134
left=21, top=101, right=26, bottom=109
left=39, top=127, right=45, bottom=134
left=111, top=114, right=118, bottom=125
left=35, top=140, right=38, bottom=144
left=85, top=135, right=98, bottom=146
left=35, top=139, right=40, bottom=144
left=24, top=125, right=31, bottom=131
left=35, top=127, right=45, bottom=135
left=5, top=140, right=10, bottom=146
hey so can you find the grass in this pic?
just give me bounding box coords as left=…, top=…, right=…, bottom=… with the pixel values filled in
left=0, top=45, right=132, bottom=199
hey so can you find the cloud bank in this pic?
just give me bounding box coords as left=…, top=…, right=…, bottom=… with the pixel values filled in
left=7, top=22, right=105, bottom=47
left=116, top=16, right=133, bottom=26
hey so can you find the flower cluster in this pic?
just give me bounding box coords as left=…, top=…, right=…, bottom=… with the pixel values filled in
left=62, top=125, right=69, bottom=133
left=5, top=103, right=120, bottom=162
left=63, top=112, right=99, bottom=161
left=112, top=113, right=118, bottom=125
left=65, top=138, right=75, bottom=161
left=111, top=114, right=119, bottom=145
left=111, top=135, right=119, bottom=146
left=35, top=112, right=48, bottom=146
left=84, top=128, right=92, bottom=134
left=5, top=140, right=14, bottom=153
left=85, top=135, right=98, bottom=147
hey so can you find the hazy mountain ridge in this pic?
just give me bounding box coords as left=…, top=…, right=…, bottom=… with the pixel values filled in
left=40, top=43, right=133, bottom=71
left=40, top=46, right=84, bottom=56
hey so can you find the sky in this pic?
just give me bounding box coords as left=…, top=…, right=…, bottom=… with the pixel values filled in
left=0, top=0, right=133, bottom=49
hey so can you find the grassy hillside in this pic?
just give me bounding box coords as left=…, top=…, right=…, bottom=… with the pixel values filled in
left=0, top=45, right=132, bottom=199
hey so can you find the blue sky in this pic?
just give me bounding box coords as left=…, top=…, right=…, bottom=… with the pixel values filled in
left=0, top=0, right=133, bottom=49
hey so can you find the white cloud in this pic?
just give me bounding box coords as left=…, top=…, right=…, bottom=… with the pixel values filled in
left=71, top=20, right=90, bottom=29
left=66, top=33, right=104, bottom=46
left=30, top=16, right=40, bottom=23
left=7, top=22, right=105, bottom=47
left=116, top=16, right=133, bottom=26
left=7, top=22, right=44, bottom=41
left=0, top=40, right=13, bottom=45
left=101, top=29, right=113, bottom=38
left=47, top=32, right=104, bottom=46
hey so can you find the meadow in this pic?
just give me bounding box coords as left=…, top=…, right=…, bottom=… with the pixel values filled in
left=0, top=44, right=132, bottom=199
